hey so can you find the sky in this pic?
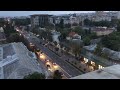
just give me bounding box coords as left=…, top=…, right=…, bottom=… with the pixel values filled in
left=0, top=11, right=95, bottom=17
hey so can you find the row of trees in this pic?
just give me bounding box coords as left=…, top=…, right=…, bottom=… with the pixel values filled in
left=84, top=18, right=117, bottom=27
left=24, top=70, right=63, bottom=79
left=12, top=18, right=30, bottom=26
left=31, top=28, right=53, bottom=42
left=0, top=18, right=5, bottom=27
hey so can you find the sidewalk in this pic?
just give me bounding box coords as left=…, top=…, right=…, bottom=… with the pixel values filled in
left=47, top=43, right=93, bottom=73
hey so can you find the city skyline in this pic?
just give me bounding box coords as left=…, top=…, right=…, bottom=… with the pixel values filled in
left=0, top=11, right=96, bottom=17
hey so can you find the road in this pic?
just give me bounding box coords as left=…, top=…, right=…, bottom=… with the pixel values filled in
left=18, top=29, right=83, bottom=78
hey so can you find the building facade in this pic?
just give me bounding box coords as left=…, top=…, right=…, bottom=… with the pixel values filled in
left=30, top=14, right=52, bottom=28
left=91, top=27, right=115, bottom=36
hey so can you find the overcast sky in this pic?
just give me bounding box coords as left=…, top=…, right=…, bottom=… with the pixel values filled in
left=0, top=11, right=95, bottom=17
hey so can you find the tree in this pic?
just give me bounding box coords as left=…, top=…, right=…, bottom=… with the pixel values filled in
left=101, top=32, right=120, bottom=51
left=64, top=24, right=71, bottom=28
left=55, top=47, right=59, bottom=51
left=0, top=18, right=5, bottom=27
left=53, top=70, right=62, bottom=79
left=24, top=72, right=45, bottom=79
left=53, top=41, right=58, bottom=46
left=83, top=36, right=91, bottom=46
left=45, top=23, right=54, bottom=30
left=72, top=46, right=81, bottom=57
left=7, top=33, right=20, bottom=42
left=12, top=18, right=30, bottom=26
left=4, top=23, right=17, bottom=37
left=89, top=32, right=97, bottom=39
left=72, top=23, right=78, bottom=26
left=84, top=19, right=91, bottom=26
left=72, top=26, right=85, bottom=35
left=94, top=45, right=102, bottom=56
left=60, top=44, right=64, bottom=49
left=59, top=19, right=64, bottom=29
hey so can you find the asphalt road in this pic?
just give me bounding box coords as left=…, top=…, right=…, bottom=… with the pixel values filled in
left=18, top=30, right=83, bottom=78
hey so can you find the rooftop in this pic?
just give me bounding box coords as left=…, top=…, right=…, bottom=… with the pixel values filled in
left=71, top=64, right=120, bottom=79
left=102, top=48, right=120, bottom=61
left=3, top=44, right=15, bottom=59
left=0, top=42, right=43, bottom=79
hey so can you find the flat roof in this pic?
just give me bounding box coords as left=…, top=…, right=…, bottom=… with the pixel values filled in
left=0, top=42, right=43, bottom=79
left=71, top=64, right=120, bottom=79
left=3, top=44, right=15, bottom=59
left=6, top=42, right=43, bottom=79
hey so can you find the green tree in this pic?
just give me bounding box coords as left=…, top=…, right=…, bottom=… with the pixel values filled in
left=59, top=19, right=64, bottom=29
left=53, top=70, right=62, bottom=79
left=84, top=19, right=91, bottom=26
left=64, top=24, right=71, bottom=28
left=53, top=41, right=58, bottom=46
left=72, top=23, right=78, bottom=26
left=7, top=33, right=20, bottom=42
left=12, top=18, right=30, bottom=26
left=55, top=47, right=59, bottom=51
left=72, top=45, right=81, bottom=57
left=101, top=32, right=120, bottom=51
left=24, top=72, right=45, bottom=79
left=72, top=26, right=85, bottom=35
left=94, top=45, right=102, bottom=56
left=83, top=36, right=91, bottom=46
left=89, top=32, right=97, bottom=39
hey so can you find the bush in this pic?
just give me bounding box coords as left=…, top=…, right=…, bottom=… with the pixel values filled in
left=24, top=72, right=45, bottom=79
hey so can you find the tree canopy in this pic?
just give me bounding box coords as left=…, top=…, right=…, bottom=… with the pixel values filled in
left=101, top=32, right=120, bottom=51
left=12, top=18, right=30, bottom=26
left=24, top=72, right=45, bottom=79
left=53, top=70, right=62, bottom=79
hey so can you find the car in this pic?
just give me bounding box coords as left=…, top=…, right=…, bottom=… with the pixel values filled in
left=47, top=65, right=52, bottom=71
left=46, top=60, right=49, bottom=62
left=53, top=63, right=57, bottom=65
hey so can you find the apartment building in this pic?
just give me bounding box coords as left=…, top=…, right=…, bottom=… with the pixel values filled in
left=30, top=14, right=52, bottom=28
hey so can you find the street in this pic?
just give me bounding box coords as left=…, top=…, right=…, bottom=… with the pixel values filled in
left=17, top=29, right=84, bottom=78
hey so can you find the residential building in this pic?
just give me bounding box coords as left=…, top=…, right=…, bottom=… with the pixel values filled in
left=66, top=32, right=81, bottom=40
left=30, top=14, right=52, bottom=28
left=63, top=18, right=70, bottom=24
left=69, top=16, right=79, bottom=25
left=0, top=42, right=43, bottom=79
left=51, top=30, right=61, bottom=43
left=54, top=17, right=61, bottom=24
left=91, top=27, right=115, bottom=36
